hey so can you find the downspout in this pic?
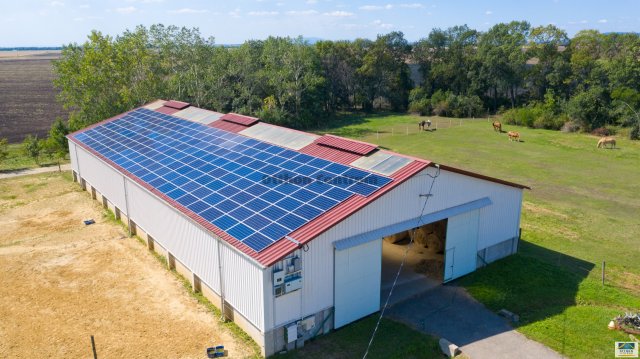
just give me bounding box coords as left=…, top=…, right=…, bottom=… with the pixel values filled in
left=216, top=239, right=226, bottom=321
left=122, top=175, right=132, bottom=237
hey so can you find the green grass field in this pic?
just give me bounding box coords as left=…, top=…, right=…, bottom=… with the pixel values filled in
left=0, top=143, right=68, bottom=172
left=315, top=113, right=640, bottom=358
left=274, top=316, right=442, bottom=359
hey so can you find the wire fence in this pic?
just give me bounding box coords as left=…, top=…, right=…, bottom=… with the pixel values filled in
left=323, top=116, right=496, bottom=142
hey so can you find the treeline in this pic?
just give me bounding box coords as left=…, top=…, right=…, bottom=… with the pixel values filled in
left=53, top=23, right=640, bottom=138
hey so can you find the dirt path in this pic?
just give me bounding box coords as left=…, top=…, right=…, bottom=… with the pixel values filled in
left=0, top=163, right=71, bottom=180
left=0, top=172, right=255, bottom=358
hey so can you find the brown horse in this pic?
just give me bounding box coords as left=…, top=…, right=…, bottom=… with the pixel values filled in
left=492, top=121, right=502, bottom=132
left=597, top=137, right=616, bottom=149
left=508, top=131, right=520, bottom=142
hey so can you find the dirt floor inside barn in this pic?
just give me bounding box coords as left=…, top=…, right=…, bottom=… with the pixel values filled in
left=0, top=172, right=254, bottom=358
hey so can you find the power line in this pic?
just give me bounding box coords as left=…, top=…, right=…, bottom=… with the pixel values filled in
left=362, top=164, right=440, bottom=359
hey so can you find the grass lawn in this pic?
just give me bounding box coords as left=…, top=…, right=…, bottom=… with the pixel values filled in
left=313, top=113, right=640, bottom=358
left=0, top=143, right=68, bottom=172
left=274, top=316, right=442, bottom=359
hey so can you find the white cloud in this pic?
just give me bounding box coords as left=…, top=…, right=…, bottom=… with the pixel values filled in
left=248, top=11, right=279, bottom=16
left=485, top=10, right=493, bottom=15
left=126, top=0, right=164, bottom=3
left=360, top=3, right=421, bottom=10
left=115, top=6, right=137, bottom=14
left=74, top=15, right=102, bottom=21
left=79, top=4, right=89, bottom=8
left=50, top=1, right=64, bottom=6
left=323, top=10, right=354, bottom=17
left=372, top=19, right=393, bottom=29
left=360, top=4, right=393, bottom=10
left=168, top=8, right=209, bottom=14
left=398, top=3, right=424, bottom=8
left=306, top=0, right=318, bottom=3
left=229, top=8, right=241, bottom=18
left=286, top=10, right=319, bottom=15
left=598, top=19, right=608, bottom=23
left=276, top=2, right=284, bottom=6
left=568, top=19, right=589, bottom=25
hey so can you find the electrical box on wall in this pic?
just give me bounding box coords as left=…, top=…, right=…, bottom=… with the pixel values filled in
left=273, top=251, right=303, bottom=297
left=273, top=270, right=284, bottom=286
left=285, top=278, right=302, bottom=293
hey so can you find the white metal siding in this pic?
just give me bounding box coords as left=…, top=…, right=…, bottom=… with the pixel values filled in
left=69, top=142, right=79, bottom=174
left=264, top=167, right=524, bottom=329
left=126, top=181, right=222, bottom=293
left=444, top=209, right=480, bottom=281
left=71, top=145, right=266, bottom=332
left=334, top=239, right=381, bottom=328
left=74, top=146, right=127, bottom=213
left=220, top=244, right=265, bottom=330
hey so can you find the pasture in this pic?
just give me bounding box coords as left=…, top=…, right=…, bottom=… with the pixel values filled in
left=318, top=113, right=640, bottom=358
left=0, top=50, right=67, bottom=143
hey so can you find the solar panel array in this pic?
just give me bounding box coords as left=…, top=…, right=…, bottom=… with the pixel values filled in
left=73, top=108, right=393, bottom=252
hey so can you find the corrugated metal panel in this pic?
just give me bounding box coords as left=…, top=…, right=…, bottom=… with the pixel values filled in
left=154, top=106, right=180, bottom=115
left=220, top=113, right=260, bottom=126
left=240, top=123, right=318, bottom=150
left=350, top=151, right=392, bottom=170
left=163, top=100, right=190, bottom=110
left=173, top=107, right=223, bottom=124
left=75, top=146, right=128, bottom=214
left=298, top=143, right=361, bottom=165
left=220, top=244, right=265, bottom=330
left=126, top=178, right=221, bottom=293
left=333, top=197, right=491, bottom=251
left=315, top=135, right=377, bottom=155
left=69, top=142, right=79, bottom=173
left=143, top=100, right=165, bottom=110
left=369, top=155, right=413, bottom=175
left=209, top=120, right=248, bottom=133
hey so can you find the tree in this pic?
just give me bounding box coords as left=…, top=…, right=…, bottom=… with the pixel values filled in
left=478, top=21, right=531, bottom=110
left=0, top=138, right=8, bottom=165
left=566, top=86, right=611, bottom=130
left=22, top=135, right=42, bottom=165
left=46, top=118, right=70, bottom=171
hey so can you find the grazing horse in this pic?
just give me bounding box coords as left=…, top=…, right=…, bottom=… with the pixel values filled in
left=419, top=120, right=427, bottom=131
left=508, top=131, right=520, bottom=142
left=597, top=137, right=616, bottom=149
left=492, top=121, right=502, bottom=132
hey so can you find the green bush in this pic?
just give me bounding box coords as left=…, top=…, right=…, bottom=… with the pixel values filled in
left=630, top=123, right=640, bottom=140
left=408, top=98, right=432, bottom=116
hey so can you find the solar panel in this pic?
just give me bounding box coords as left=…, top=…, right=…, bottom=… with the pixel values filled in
left=72, top=108, right=393, bottom=252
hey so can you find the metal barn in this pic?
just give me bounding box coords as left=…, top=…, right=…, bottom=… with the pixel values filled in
left=67, top=100, right=527, bottom=356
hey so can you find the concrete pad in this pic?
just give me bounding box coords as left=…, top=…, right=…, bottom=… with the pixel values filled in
left=387, top=285, right=564, bottom=359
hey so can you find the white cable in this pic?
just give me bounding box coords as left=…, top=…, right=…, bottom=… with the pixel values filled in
left=362, top=166, right=440, bottom=359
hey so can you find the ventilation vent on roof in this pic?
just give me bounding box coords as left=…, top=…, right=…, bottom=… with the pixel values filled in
left=220, top=113, right=260, bottom=126
left=163, top=100, right=190, bottom=110
left=315, top=135, right=378, bottom=155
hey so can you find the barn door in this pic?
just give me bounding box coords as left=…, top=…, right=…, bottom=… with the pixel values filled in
left=334, top=239, right=382, bottom=328
left=444, top=209, right=479, bottom=282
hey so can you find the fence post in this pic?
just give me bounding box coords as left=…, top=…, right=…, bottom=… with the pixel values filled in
left=602, top=261, right=606, bottom=285
left=406, top=126, right=409, bottom=135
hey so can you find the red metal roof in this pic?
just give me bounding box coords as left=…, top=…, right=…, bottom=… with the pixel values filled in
left=298, top=143, right=361, bottom=165
left=155, top=106, right=181, bottom=115
left=163, top=100, right=190, bottom=110
left=315, top=135, right=378, bottom=155
left=209, top=120, right=249, bottom=133
left=220, top=113, right=260, bottom=126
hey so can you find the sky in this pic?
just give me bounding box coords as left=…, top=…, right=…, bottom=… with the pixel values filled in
left=1, top=0, right=639, bottom=47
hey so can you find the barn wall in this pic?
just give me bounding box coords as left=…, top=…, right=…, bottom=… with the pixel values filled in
left=74, top=145, right=128, bottom=214
left=264, top=167, right=523, bottom=330
left=70, top=144, right=267, bottom=334
left=69, top=142, right=79, bottom=174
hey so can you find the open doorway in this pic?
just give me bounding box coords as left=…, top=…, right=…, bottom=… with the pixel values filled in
left=380, top=219, right=447, bottom=306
